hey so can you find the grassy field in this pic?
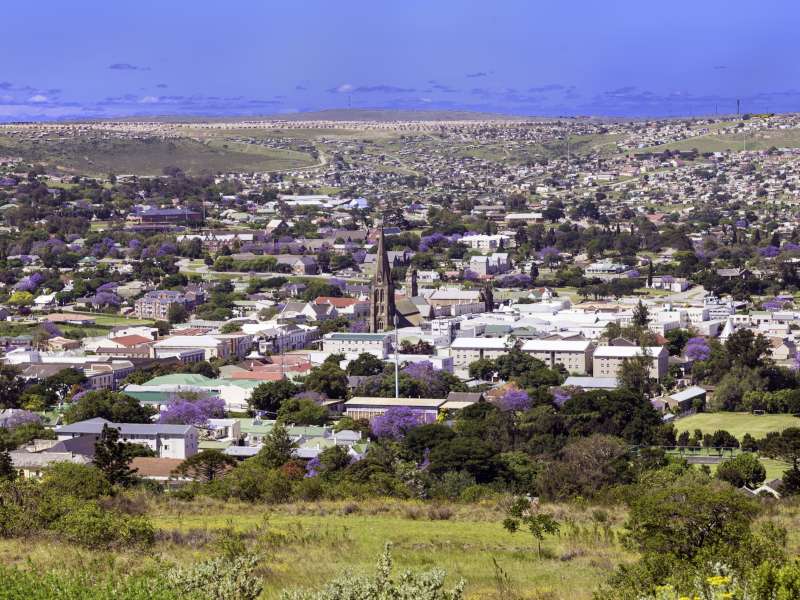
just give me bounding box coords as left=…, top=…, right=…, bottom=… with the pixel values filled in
left=642, top=127, right=800, bottom=154
left=674, top=412, right=800, bottom=440
left=0, top=134, right=315, bottom=176
left=0, top=498, right=631, bottom=600
left=4, top=495, right=800, bottom=598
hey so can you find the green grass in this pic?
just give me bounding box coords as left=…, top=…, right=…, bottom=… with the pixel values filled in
left=66, top=312, right=155, bottom=326
left=0, top=499, right=631, bottom=600
left=674, top=412, right=800, bottom=440
left=641, top=127, right=800, bottom=154
left=0, top=134, right=316, bottom=176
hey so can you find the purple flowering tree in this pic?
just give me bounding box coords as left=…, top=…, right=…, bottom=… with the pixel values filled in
left=684, top=337, right=711, bottom=362
left=371, top=406, right=426, bottom=440
left=463, top=269, right=479, bottom=281
left=40, top=320, right=63, bottom=338
left=759, top=246, right=780, bottom=258
left=158, top=396, right=225, bottom=427
left=91, top=291, right=122, bottom=308
left=497, top=389, right=531, bottom=411
left=15, top=272, right=45, bottom=292
left=304, top=456, right=321, bottom=478
left=3, top=410, right=43, bottom=429
left=538, top=246, right=560, bottom=265
left=552, top=387, right=573, bottom=408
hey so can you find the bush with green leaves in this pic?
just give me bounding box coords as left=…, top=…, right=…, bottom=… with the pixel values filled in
left=281, top=544, right=464, bottom=600
left=52, top=500, right=154, bottom=549
left=168, top=554, right=263, bottom=600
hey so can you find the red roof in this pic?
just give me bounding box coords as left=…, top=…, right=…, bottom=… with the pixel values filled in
left=110, top=334, right=153, bottom=347
left=314, top=296, right=363, bottom=309
left=229, top=371, right=286, bottom=381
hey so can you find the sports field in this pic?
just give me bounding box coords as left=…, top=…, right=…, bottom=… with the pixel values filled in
left=674, top=412, right=800, bottom=440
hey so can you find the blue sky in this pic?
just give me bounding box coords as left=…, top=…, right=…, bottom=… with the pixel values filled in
left=1, top=0, right=798, bottom=120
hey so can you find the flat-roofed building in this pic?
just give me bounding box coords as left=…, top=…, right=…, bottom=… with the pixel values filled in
left=450, top=336, right=509, bottom=370
left=592, top=345, right=668, bottom=380
left=344, top=397, right=446, bottom=421
left=322, top=332, right=391, bottom=358
left=521, top=339, right=595, bottom=374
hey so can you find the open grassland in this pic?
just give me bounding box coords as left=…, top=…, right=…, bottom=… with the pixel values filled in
left=0, top=134, right=315, bottom=175
left=674, top=412, right=800, bottom=439
left=642, top=127, right=800, bottom=154
left=0, top=497, right=632, bottom=600
left=4, top=496, right=800, bottom=598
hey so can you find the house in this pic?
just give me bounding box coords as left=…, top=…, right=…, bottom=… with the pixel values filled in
left=9, top=451, right=92, bottom=479
left=344, top=397, right=446, bottom=421
left=56, top=418, right=199, bottom=459
left=666, top=385, right=707, bottom=412
left=592, top=345, right=669, bottom=380
left=521, top=339, right=595, bottom=374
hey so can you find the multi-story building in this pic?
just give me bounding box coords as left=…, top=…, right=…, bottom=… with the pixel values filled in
left=521, top=339, right=594, bottom=374
left=592, top=345, right=669, bottom=380
left=56, top=418, right=199, bottom=459
left=322, top=332, right=391, bottom=358
left=134, top=289, right=204, bottom=320
left=450, top=336, right=510, bottom=370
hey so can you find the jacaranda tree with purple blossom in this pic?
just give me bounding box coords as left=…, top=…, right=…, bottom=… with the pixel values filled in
left=497, top=388, right=531, bottom=412
left=158, top=396, right=225, bottom=427
left=685, top=337, right=711, bottom=362
left=371, top=406, right=427, bottom=440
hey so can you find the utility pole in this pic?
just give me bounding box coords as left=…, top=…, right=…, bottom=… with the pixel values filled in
left=393, top=314, right=399, bottom=399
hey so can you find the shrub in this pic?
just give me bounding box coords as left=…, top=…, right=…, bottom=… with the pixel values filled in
left=52, top=501, right=154, bottom=549
left=41, top=463, right=112, bottom=500
left=281, top=544, right=464, bottom=600
left=168, top=554, right=263, bottom=600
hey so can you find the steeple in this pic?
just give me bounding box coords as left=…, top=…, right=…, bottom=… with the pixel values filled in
left=405, top=267, right=418, bottom=298
left=369, top=221, right=396, bottom=332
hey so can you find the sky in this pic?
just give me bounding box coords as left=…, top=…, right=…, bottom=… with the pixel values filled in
left=1, top=0, right=799, bottom=121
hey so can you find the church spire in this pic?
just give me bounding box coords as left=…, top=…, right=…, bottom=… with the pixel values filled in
left=369, top=220, right=396, bottom=332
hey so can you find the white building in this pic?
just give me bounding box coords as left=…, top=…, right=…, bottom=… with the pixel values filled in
left=55, top=417, right=199, bottom=459
left=592, top=345, right=669, bottom=380
left=322, top=332, right=391, bottom=358
left=449, top=336, right=510, bottom=370
left=521, top=339, right=594, bottom=374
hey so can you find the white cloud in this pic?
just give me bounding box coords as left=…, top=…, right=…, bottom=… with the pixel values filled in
left=28, top=94, right=48, bottom=103
left=139, top=95, right=160, bottom=104
left=336, top=83, right=354, bottom=93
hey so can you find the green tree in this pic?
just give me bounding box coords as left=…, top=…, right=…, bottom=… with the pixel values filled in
left=624, top=471, right=759, bottom=562
left=618, top=353, right=655, bottom=397
left=304, top=362, right=348, bottom=399
left=277, top=398, right=328, bottom=426
left=254, top=422, right=297, bottom=469
left=346, top=353, right=385, bottom=377
left=632, top=300, right=650, bottom=328
left=502, top=496, right=561, bottom=558
left=63, top=390, right=155, bottom=424
left=0, top=365, right=25, bottom=409
left=0, top=448, right=16, bottom=481
left=724, top=329, right=771, bottom=369
left=716, top=452, right=766, bottom=488
left=93, top=425, right=137, bottom=487
left=173, top=449, right=236, bottom=482
left=167, top=303, right=188, bottom=324
left=249, top=380, right=300, bottom=414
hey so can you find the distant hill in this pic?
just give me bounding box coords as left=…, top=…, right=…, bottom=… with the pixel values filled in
left=266, top=108, right=522, bottom=122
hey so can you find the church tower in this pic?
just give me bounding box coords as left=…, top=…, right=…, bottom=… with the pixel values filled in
left=369, top=222, right=396, bottom=332
left=405, top=267, right=418, bottom=298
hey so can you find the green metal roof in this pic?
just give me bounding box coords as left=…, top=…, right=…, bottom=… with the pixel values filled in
left=144, top=373, right=216, bottom=386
